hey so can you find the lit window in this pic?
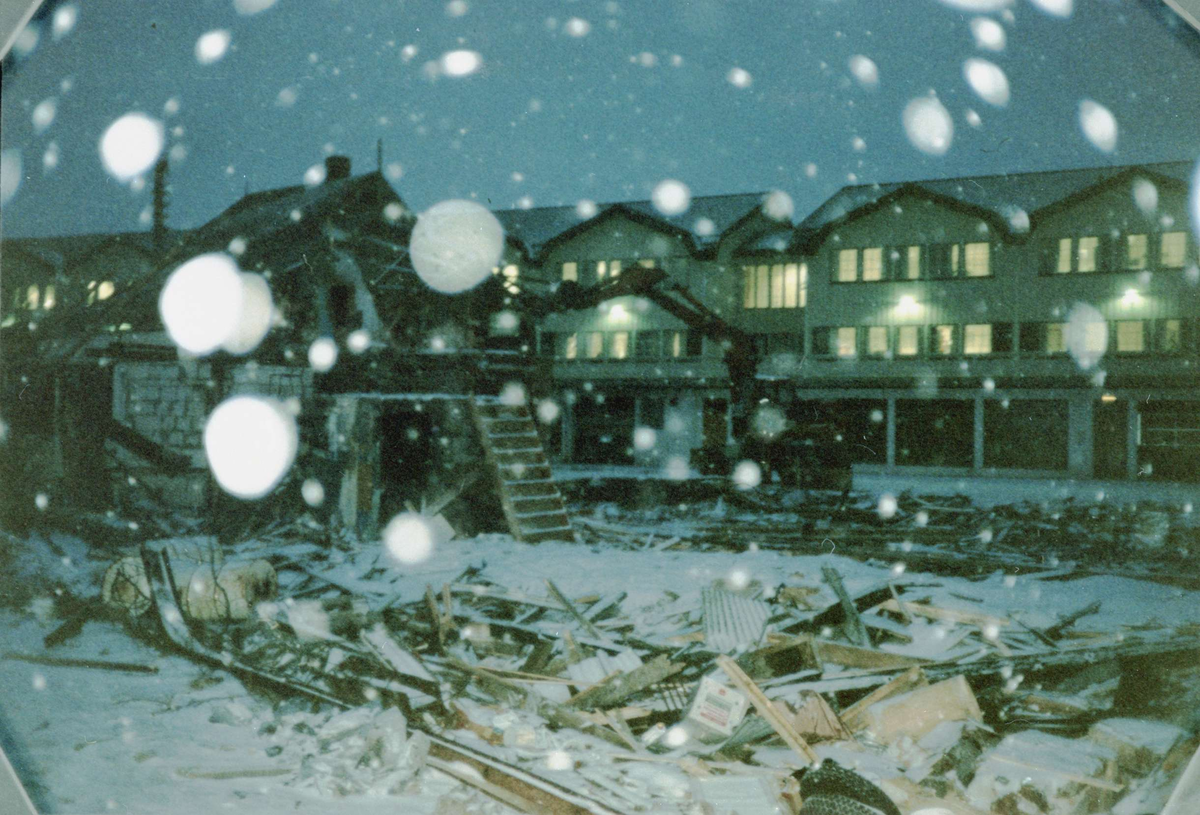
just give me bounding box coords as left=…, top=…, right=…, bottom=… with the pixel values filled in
left=950, top=244, right=961, bottom=275
left=798, top=263, right=808, bottom=307
left=867, top=326, right=889, bottom=355
left=1161, top=232, right=1187, bottom=268
left=964, top=323, right=992, bottom=355
left=1084, top=322, right=1107, bottom=353
left=783, top=263, right=798, bottom=308
left=742, top=266, right=755, bottom=308
left=586, top=332, right=604, bottom=358
left=862, top=247, right=883, bottom=281
left=770, top=264, right=785, bottom=307
left=636, top=258, right=656, bottom=268
left=610, top=331, right=630, bottom=359
left=565, top=334, right=578, bottom=359
left=1116, top=320, right=1145, bottom=353
left=1046, top=323, right=1067, bottom=353
left=932, top=324, right=955, bottom=355
left=964, top=242, right=990, bottom=277
left=1077, top=237, right=1098, bottom=272
left=562, top=261, right=578, bottom=282
left=836, top=327, right=857, bottom=358
left=897, top=325, right=918, bottom=356
left=596, top=260, right=610, bottom=280
left=1056, top=238, right=1072, bottom=273
left=1126, top=234, right=1148, bottom=270
left=26, top=285, right=39, bottom=310
left=669, top=331, right=684, bottom=358
left=97, top=280, right=116, bottom=300
left=837, top=249, right=858, bottom=282
left=42, top=285, right=55, bottom=309
left=610, top=260, right=622, bottom=277
left=755, top=265, right=769, bottom=308
left=87, top=280, right=97, bottom=305
left=906, top=246, right=921, bottom=280
left=1161, top=319, right=1182, bottom=353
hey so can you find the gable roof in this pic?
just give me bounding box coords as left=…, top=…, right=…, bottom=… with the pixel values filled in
left=793, top=160, right=1195, bottom=250
left=493, top=191, right=775, bottom=257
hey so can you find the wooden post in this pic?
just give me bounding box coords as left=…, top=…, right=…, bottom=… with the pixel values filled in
left=715, top=655, right=820, bottom=766
left=821, top=566, right=871, bottom=648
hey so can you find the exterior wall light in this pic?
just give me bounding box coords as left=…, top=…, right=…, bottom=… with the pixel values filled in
left=1101, top=393, right=1117, bottom=403
left=897, top=295, right=918, bottom=315
left=1122, top=288, right=1141, bottom=307
left=608, top=303, right=629, bottom=321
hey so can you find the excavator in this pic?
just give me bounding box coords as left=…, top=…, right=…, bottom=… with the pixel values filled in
left=513, top=264, right=853, bottom=492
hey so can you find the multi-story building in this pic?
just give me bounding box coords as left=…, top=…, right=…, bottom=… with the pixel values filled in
left=791, top=161, right=1199, bottom=482
left=496, top=193, right=800, bottom=467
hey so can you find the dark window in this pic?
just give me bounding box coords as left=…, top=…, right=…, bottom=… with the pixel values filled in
left=1018, top=322, right=1043, bottom=354
left=329, top=283, right=356, bottom=328
left=992, top=322, right=1013, bottom=354
left=1038, top=244, right=1059, bottom=275
left=540, top=332, right=557, bottom=356
left=984, top=400, right=1069, bottom=471
left=811, top=327, right=831, bottom=356
left=634, top=330, right=661, bottom=359
left=640, top=397, right=665, bottom=428
left=685, top=330, right=704, bottom=357
left=928, top=244, right=953, bottom=278
left=895, top=399, right=974, bottom=467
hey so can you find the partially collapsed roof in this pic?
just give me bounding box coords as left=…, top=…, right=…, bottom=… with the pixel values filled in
left=794, top=160, right=1195, bottom=248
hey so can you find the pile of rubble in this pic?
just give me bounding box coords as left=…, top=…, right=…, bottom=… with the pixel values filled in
left=59, top=516, right=1197, bottom=815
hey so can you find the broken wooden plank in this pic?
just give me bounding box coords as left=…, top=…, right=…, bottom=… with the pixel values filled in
left=715, top=655, right=820, bottom=766
left=863, top=675, right=983, bottom=745
left=814, top=639, right=931, bottom=672
left=736, top=635, right=821, bottom=680
left=821, top=566, right=871, bottom=648
left=2, top=652, right=158, bottom=674
left=1045, top=600, right=1101, bottom=640
left=176, top=766, right=291, bottom=780
left=876, top=598, right=1010, bottom=629
left=987, top=753, right=1125, bottom=792
left=546, top=579, right=604, bottom=641
left=839, top=667, right=927, bottom=734
left=566, top=654, right=682, bottom=711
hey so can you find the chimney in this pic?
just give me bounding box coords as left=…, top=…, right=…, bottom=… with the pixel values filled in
left=325, top=155, right=351, bottom=182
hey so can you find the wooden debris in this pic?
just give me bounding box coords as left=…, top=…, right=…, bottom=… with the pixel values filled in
left=546, top=579, right=604, bottom=641
left=814, top=638, right=931, bottom=671
left=2, top=652, right=158, bottom=674
left=839, top=667, right=927, bottom=734
left=875, top=598, right=1010, bottom=629
left=737, top=635, right=821, bottom=679
left=1045, top=600, right=1102, bottom=640
left=176, top=766, right=291, bottom=780
left=1162, top=738, right=1200, bottom=815
left=715, top=655, right=820, bottom=766
left=821, top=566, right=871, bottom=647
left=863, top=675, right=982, bottom=744
left=787, top=690, right=850, bottom=741
left=566, top=654, right=682, bottom=711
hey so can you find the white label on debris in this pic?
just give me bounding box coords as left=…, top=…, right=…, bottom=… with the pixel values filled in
left=686, top=675, right=749, bottom=736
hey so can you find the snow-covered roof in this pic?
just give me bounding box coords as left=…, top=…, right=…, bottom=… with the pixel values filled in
left=794, top=160, right=1195, bottom=247
left=493, top=191, right=774, bottom=257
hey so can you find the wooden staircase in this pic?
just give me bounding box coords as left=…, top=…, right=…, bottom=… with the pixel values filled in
left=469, top=396, right=576, bottom=543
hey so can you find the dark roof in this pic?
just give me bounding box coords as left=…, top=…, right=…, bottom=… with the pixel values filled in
left=794, top=160, right=1195, bottom=247
left=2, top=230, right=181, bottom=271
left=493, top=191, right=776, bottom=256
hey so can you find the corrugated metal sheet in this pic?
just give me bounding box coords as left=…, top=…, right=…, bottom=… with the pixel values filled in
left=702, top=587, right=771, bottom=654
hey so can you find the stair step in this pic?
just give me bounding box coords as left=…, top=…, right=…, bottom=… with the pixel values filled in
left=482, top=419, right=537, bottom=434
left=491, top=450, right=549, bottom=466
left=510, top=496, right=567, bottom=515
left=488, top=435, right=547, bottom=452
left=522, top=528, right=577, bottom=543
left=514, top=512, right=574, bottom=531
left=504, top=481, right=560, bottom=498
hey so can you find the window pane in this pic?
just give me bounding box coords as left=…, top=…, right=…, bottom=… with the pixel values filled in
left=562, top=261, right=578, bottom=282
left=1084, top=321, right=1107, bottom=353
left=798, top=263, right=808, bottom=307
left=565, top=333, right=578, bottom=359
left=756, top=265, right=769, bottom=308
left=26, top=285, right=39, bottom=309
left=636, top=258, right=656, bottom=268
left=1161, top=319, right=1182, bottom=353
left=964, top=323, right=992, bottom=354
left=770, top=264, right=785, bottom=307
left=783, top=263, right=798, bottom=307
left=1078, top=236, right=1098, bottom=272
left=837, top=249, right=858, bottom=282
left=596, top=260, right=608, bottom=280
left=610, top=260, right=622, bottom=277
left=965, top=242, right=990, bottom=277
left=43, top=284, right=56, bottom=309
left=897, top=325, right=918, bottom=356
left=862, top=247, right=883, bottom=281
left=670, top=331, right=684, bottom=358
left=635, top=330, right=660, bottom=358
left=1161, top=232, right=1186, bottom=267
left=907, top=246, right=921, bottom=279
left=611, top=331, right=629, bottom=359
left=587, top=332, right=604, bottom=358
left=1126, top=234, right=1148, bottom=270
left=950, top=244, right=961, bottom=275
left=867, top=326, right=889, bottom=355
left=1057, top=238, right=1073, bottom=273
left=1046, top=323, right=1067, bottom=353
left=932, top=325, right=955, bottom=355
left=1116, top=321, right=1144, bottom=353
left=836, top=327, right=857, bottom=357
left=743, top=266, right=755, bottom=308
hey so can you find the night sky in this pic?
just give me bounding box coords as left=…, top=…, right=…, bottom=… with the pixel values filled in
left=2, top=0, right=1200, bottom=239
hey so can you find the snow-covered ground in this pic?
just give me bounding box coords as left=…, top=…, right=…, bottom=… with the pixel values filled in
left=2, top=518, right=1199, bottom=813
